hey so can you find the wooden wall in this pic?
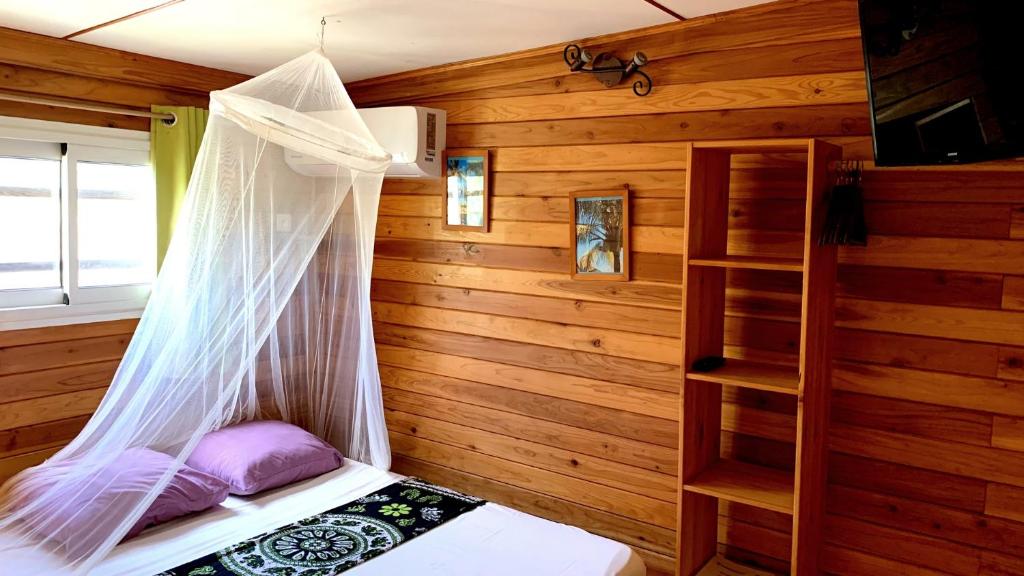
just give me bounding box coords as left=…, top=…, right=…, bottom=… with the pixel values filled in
left=0, top=31, right=244, bottom=480
left=0, top=26, right=245, bottom=129
left=347, top=0, right=1024, bottom=574
left=0, top=320, right=136, bottom=482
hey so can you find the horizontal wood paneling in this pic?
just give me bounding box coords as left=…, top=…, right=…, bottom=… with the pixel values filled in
left=351, top=0, right=1024, bottom=571
left=0, top=320, right=135, bottom=477
left=0, top=27, right=244, bottom=129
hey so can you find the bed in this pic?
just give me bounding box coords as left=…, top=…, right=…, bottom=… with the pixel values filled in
left=7, top=459, right=645, bottom=575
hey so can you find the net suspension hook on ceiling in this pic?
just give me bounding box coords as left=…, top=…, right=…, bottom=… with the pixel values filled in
left=318, top=16, right=327, bottom=52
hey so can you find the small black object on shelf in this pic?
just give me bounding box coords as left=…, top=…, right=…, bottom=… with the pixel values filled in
left=563, top=44, right=653, bottom=96
left=691, top=356, right=726, bottom=373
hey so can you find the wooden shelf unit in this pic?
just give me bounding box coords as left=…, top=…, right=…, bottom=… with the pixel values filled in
left=676, top=138, right=841, bottom=576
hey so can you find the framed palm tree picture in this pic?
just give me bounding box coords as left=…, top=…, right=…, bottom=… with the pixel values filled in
left=441, top=149, right=489, bottom=232
left=569, top=188, right=630, bottom=281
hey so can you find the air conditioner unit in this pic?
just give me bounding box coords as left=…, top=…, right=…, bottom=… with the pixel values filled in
left=284, top=106, right=446, bottom=179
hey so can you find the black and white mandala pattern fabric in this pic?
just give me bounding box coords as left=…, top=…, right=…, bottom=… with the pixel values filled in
left=215, top=514, right=403, bottom=576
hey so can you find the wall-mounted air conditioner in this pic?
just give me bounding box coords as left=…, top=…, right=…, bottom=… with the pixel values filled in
left=359, top=106, right=446, bottom=178
left=284, top=106, right=446, bottom=179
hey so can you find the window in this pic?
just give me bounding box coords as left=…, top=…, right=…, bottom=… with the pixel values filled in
left=0, top=117, right=154, bottom=329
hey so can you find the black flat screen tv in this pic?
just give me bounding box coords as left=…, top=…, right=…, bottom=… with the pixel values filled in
left=859, top=0, right=1024, bottom=166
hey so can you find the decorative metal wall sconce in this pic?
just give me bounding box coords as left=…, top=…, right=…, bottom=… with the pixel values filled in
left=563, top=44, right=653, bottom=96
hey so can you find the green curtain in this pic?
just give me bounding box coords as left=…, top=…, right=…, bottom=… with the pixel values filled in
left=151, top=105, right=209, bottom=269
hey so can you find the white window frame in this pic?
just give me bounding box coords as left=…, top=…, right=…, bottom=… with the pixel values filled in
left=0, top=138, right=64, bottom=309
left=0, top=116, right=152, bottom=330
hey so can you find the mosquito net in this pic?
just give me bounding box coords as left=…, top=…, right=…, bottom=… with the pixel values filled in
left=0, top=50, right=392, bottom=574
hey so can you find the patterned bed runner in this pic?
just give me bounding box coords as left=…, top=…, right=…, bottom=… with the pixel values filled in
left=156, top=478, right=486, bottom=576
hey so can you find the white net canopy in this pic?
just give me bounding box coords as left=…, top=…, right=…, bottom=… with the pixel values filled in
left=0, top=50, right=391, bottom=574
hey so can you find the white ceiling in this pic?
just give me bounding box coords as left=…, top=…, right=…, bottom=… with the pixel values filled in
left=0, top=0, right=772, bottom=82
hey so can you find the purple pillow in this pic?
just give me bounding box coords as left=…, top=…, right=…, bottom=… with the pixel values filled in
left=186, top=420, right=343, bottom=495
left=21, top=447, right=228, bottom=558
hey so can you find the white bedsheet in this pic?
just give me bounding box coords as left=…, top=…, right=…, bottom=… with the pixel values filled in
left=6, top=459, right=644, bottom=576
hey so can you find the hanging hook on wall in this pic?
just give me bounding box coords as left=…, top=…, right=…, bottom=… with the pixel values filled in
left=318, top=16, right=327, bottom=52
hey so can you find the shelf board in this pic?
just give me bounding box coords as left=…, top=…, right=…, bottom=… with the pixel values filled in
left=686, top=359, right=800, bottom=395
left=688, top=256, right=804, bottom=272
left=691, top=138, right=812, bottom=154
left=696, top=556, right=785, bottom=576
left=684, top=459, right=794, bottom=515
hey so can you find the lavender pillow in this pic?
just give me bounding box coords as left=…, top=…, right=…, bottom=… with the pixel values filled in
left=24, top=448, right=228, bottom=558
left=186, top=420, right=343, bottom=495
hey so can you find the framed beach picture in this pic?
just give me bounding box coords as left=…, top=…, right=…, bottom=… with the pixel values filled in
left=569, top=188, right=630, bottom=281
left=442, top=149, right=489, bottom=232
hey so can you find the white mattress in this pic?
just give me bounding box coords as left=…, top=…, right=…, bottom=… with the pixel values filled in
left=7, top=459, right=645, bottom=575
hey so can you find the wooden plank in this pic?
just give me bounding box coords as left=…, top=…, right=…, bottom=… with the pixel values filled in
left=371, top=301, right=679, bottom=364
left=861, top=170, right=1024, bottom=204
left=824, top=515, right=981, bottom=576
left=1011, top=206, right=1024, bottom=239
left=374, top=239, right=567, bottom=274
left=371, top=280, right=680, bottom=337
left=0, top=415, right=88, bottom=457
left=0, top=100, right=149, bottom=130
left=833, top=362, right=1024, bottom=418
left=0, top=63, right=209, bottom=109
left=0, top=26, right=247, bottom=93
left=488, top=170, right=688, bottom=198
left=385, top=408, right=678, bottom=502
left=829, top=484, right=1024, bottom=558
left=0, top=389, right=105, bottom=431
left=980, top=551, right=1024, bottom=576
left=1004, top=277, right=1024, bottom=310
left=446, top=103, right=870, bottom=148
left=832, top=390, right=993, bottom=448
left=0, top=319, right=137, bottom=347
left=835, top=328, right=1000, bottom=378
left=690, top=256, right=803, bottom=272
left=688, top=360, right=799, bottom=395
left=685, top=459, right=795, bottom=515
left=376, top=345, right=678, bottom=420
left=494, top=142, right=689, bottom=172
left=383, top=194, right=689, bottom=228
left=829, top=453, right=987, bottom=513
left=374, top=322, right=681, bottom=392
left=992, top=417, right=1024, bottom=452
left=830, top=424, right=1024, bottom=488
left=380, top=364, right=678, bottom=449
left=377, top=216, right=566, bottom=247
left=836, top=266, right=1005, bottom=310
left=389, top=432, right=676, bottom=528
left=679, top=144, right=731, bottom=575
left=838, top=236, right=1024, bottom=275
left=425, top=72, right=866, bottom=125
left=722, top=403, right=796, bottom=444
left=0, top=446, right=60, bottom=483
left=791, top=139, right=841, bottom=576
left=382, top=386, right=676, bottom=473
left=986, top=483, right=1024, bottom=524
left=836, top=298, right=1024, bottom=347
left=372, top=259, right=681, bottom=310
left=999, top=348, right=1024, bottom=381
left=0, top=360, right=117, bottom=404
left=823, top=545, right=956, bottom=576
left=0, top=334, right=131, bottom=376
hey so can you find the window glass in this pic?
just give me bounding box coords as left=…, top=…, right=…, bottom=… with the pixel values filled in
left=0, top=156, right=61, bottom=290
left=76, top=162, right=155, bottom=287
